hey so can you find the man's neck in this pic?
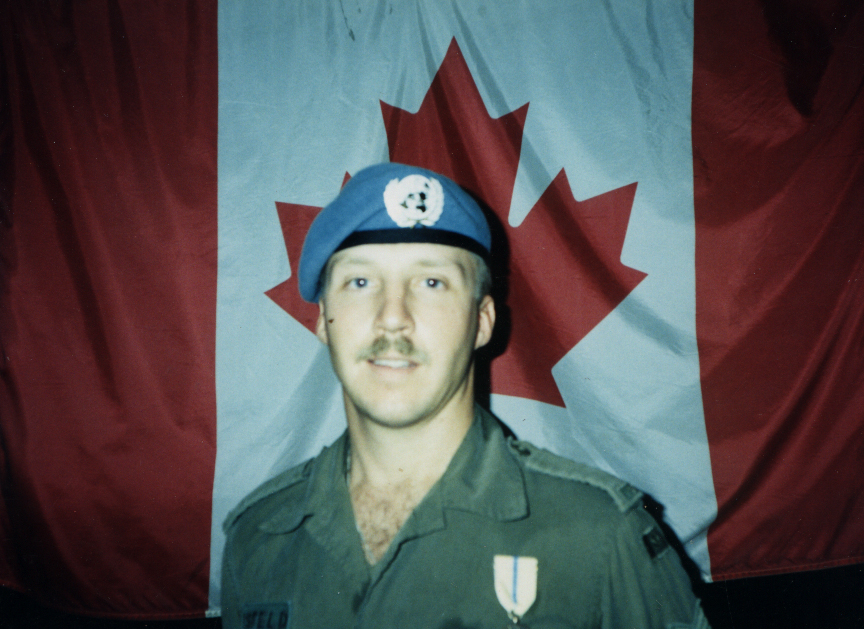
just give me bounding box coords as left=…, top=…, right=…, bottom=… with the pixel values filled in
left=347, top=410, right=473, bottom=484
left=345, top=396, right=475, bottom=564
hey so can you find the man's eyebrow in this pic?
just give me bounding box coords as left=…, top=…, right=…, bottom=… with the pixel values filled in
left=328, top=252, right=383, bottom=269
left=333, top=256, right=373, bottom=266
left=414, top=259, right=471, bottom=280
left=413, top=259, right=458, bottom=268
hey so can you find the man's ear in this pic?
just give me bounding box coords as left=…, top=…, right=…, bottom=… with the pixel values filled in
left=315, top=300, right=329, bottom=345
left=474, top=295, right=496, bottom=349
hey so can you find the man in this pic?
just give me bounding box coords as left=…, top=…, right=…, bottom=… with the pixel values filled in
left=221, top=163, right=709, bottom=628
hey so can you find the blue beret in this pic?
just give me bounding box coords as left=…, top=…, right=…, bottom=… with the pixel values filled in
left=298, top=163, right=491, bottom=302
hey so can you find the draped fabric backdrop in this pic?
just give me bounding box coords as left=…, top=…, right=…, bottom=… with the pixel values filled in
left=0, top=0, right=861, bottom=619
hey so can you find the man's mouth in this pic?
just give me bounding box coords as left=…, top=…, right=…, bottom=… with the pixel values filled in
left=370, top=358, right=414, bottom=368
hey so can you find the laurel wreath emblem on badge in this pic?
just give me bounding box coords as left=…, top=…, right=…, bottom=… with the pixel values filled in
left=383, top=175, right=444, bottom=227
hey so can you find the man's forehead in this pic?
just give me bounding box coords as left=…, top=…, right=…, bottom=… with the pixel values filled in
left=328, top=243, right=473, bottom=270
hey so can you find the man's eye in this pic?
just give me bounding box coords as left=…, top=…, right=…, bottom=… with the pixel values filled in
left=348, top=278, right=368, bottom=288
left=424, top=278, right=444, bottom=289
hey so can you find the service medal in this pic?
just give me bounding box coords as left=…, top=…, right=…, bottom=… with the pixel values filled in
left=493, top=555, right=538, bottom=625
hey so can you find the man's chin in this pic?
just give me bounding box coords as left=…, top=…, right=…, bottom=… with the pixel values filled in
left=362, top=409, right=426, bottom=429
left=349, top=399, right=432, bottom=429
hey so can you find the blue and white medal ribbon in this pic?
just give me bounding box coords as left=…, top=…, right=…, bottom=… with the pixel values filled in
left=493, top=555, right=538, bottom=623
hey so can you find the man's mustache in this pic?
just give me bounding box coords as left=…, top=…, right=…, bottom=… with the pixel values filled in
left=357, top=336, right=428, bottom=364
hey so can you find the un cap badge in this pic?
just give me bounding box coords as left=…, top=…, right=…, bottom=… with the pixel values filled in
left=383, top=174, right=444, bottom=227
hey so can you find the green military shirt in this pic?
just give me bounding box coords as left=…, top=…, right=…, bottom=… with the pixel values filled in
left=222, top=408, right=709, bottom=628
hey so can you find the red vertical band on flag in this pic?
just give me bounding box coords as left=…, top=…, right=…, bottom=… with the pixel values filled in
left=0, top=2, right=217, bottom=617
left=693, top=0, right=864, bottom=579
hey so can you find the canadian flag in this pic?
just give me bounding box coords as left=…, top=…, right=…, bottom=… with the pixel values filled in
left=0, top=0, right=861, bottom=618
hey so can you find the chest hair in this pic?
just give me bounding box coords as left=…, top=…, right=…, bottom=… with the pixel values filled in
left=350, top=479, right=427, bottom=565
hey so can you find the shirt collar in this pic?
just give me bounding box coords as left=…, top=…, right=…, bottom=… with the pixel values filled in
left=259, top=405, right=528, bottom=535
left=436, top=405, right=528, bottom=521
left=257, top=433, right=350, bottom=534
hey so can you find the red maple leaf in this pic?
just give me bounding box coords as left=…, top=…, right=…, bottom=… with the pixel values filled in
left=265, top=202, right=321, bottom=333
left=267, top=39, right=646, bottom=407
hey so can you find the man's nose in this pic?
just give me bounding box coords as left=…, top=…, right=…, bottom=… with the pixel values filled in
left=375, top=285, right=413, bottom=334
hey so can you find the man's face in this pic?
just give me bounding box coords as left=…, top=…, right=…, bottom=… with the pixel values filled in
left=316, top=243, right=495, bottom=429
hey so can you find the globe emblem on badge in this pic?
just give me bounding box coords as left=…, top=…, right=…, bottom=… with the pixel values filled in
left=383, top=175, right=444, bottom=227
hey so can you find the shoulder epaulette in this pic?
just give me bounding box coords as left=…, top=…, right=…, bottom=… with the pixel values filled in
left=509, top=439, right=643, bottom=513
left=222, top=458, right=313, bottom=532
